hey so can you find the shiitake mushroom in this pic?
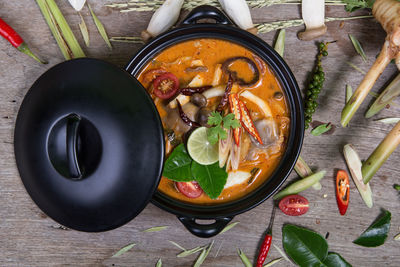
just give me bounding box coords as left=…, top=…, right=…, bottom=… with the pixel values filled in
left=222, top=57, right=260, bottom=86
left=190, top=93, right=207, bottom=107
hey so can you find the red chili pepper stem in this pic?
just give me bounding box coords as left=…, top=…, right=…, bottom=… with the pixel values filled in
left=256, top=204, right=277, bottom=267
left=0, top=18, right=46, bottom=64
left=17, top=42, right=47, bottom=64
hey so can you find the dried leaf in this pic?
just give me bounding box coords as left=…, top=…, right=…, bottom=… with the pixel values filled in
left=143, top=226, right=168, bottom=232
left=346, top=61, right=366, bottom=75
left=349, top=34, right=367, bottom=62
left=346, top=84, right=353, bottom=103
left=78, top=13, right=89, bottom=47
left=273, top=244, right=291, bottom=263
left=88, top=4, right=112, bottom=50
left=263, top=257, right=283, bottom=267
left=177, top=246, right=204, bottom=258
left=193, top=241, right=214, bottom=267
left=112, top=243, right=135, bottom=257
left=168, top=240, right=186, bottom=251
left=220, top=222, right=240, bottom=234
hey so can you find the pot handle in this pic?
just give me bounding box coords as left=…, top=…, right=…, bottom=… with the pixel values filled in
left=178, top=216, right=233, bottom=238
left=181, top=5, right=234, bottom=26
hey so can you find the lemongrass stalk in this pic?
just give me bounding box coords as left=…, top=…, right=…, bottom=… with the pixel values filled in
left=45, top=0, right=85, bottom=58
left=256, top=15, right=373, bottom=33
left=365, top=73, right=400, bottom=118
left=341, top=41, right=391, bottom=127
left=294, top=156, right=322, bottom=190
left=36, top=0, right=72, bottom=59
left=274, top=29, right=285, bottom=57
left=362, top=121, right=400, bottom=183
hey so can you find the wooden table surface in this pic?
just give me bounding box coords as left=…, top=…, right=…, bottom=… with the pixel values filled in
left=1, top=1, right=399, bottom=266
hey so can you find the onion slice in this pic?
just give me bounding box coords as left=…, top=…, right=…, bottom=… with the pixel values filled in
left=219, top=128, right=232, bottom=168
left=240, top=90, right=273, bottom=117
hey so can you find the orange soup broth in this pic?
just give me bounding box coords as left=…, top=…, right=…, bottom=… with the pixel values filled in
left=137, top=39, right=290, bottom=205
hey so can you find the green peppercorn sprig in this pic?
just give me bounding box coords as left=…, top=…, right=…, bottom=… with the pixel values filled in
left=304, top=42, right=332, bottom=129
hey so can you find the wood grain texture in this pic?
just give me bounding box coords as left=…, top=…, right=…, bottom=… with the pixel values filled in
left=0, top=1, right=399, bottom=266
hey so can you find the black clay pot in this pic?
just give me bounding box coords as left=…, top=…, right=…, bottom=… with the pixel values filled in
left=14, top=5, right=303, bottom=237
left=126, top=6, right=304, bottom=238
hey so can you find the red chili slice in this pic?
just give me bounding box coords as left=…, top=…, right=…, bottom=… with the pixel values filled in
left=238, top=100, right=263, bottom=144
left=336, top=170, right=350, bottom=216
left=229, top=93, right=242, bottom=146
left=153, top=73, right=179, bottom=99
left=278, top=194, right=309, bottom=216
left=176, top=181, right=203, bottom=198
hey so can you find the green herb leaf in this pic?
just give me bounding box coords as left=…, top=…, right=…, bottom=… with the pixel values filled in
left=346, top=84, right=353, bottom=104
left=394, top=184, right=400, bottom=191
left=349, top=34, right=367, bottom=62
left=162, top=144, right=193, bottom=182
left=222, top=113, right=240, bottom=129
left=207, top=111, right=223, bottom=126
left=168, top=240, right=186, bottom=251
left=193, top=241, right=214, bottom=267
left=88, top=4, right=112, bottom=50
left=353, top=209, right=391, bottom=247
left=191, top=162, right=228, bottom=199
left=207, top=126, right=227, bottom=145
left=237, top=249, right=252, bottom=267
left=343, top=0, right=375, bottom=12
left=263, top=258, right=283, bottom=267
left=156, top=258, right=162, bottom=267
left=283, top=224, right=328, bottom=266
left=78, top=13, right=90, bottom=47
left=112, top=243, right=136, bottom=257
left=143, top=226, right=168, bottom=232
left=323, top=252, right=352, bottom=267
left=311, top=123, right=332, bottom=136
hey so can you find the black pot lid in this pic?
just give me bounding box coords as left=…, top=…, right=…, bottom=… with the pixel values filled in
left=14, top=58, right=164, bottom=232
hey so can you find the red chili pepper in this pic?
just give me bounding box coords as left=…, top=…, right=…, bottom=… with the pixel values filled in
left=180, top=85, right=212, bottom=96
left=216, top=74, right=233, bottom=112
left=0, top=17, right=46, bottom=64
left=256, top=205, right=276, bottom=267
left=238, top=100, right=263, bottom=145
left=176, top=99, right=200, bottom=128
left=229, top=93, right=242, bottom=145
left=336, top=170, right=350, bottom=215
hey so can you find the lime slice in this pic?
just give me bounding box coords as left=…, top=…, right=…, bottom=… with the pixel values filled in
left=187, top=127, right=219, bottom=165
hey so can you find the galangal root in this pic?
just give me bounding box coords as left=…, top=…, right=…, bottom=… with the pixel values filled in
left=341, top=0, right=400, bottom=127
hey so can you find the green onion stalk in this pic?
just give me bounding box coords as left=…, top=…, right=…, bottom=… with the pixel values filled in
left=362, top=121, right=400, bottom=184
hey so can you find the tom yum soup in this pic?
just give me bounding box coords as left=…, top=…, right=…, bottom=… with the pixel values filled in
left=137, top=39, right=290, bottom=204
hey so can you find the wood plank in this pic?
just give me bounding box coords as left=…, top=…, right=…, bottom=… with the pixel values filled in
left=0, top=1, right=399, bottom=266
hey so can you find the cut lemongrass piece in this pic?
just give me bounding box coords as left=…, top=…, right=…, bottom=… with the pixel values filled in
left=343, top=144, right=373, bottom=208
left=294, top=156, right=321, bottom=190
left=156, top=259, right=162, bottom=267
left=274, top=29, right=285, bottom=57
left=237, top=249, right=252, bottom=267
left=376, top=118, right=400, bottom=124
left=346, top=84, right=353, bottom=103
left=365, top=73, right=400, bottom=118
left=362, top=122, right=400, bottom=184
left=89, top=4, right=112, bottom=50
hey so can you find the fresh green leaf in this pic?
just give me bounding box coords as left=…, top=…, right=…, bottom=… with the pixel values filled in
left=207, top=111, right=223, bottom=126
left=394, top=233, right=400, bottom=241
left=191, top=161, right=228, bottom=199
left=283, top=224, right=328, bottom=266
left=343, top=0, right=375, bottom=12
left=156, top=258, right=162, bottom=267
left=353, top=209, right=391, bottom=247
left=346, top=84, right=353, bottom=104
left=112, top=243, right=136, bottom=257
left=162, top=144, right=193, bottom=182
left=349, top=34, right=367, bottom=62
left=237, top=249, right=252, bottom=267
left=323, top=252, right=352, bottom=267
left=143, top=226, right=168, bottom=232
left=394, top=184, right=400, bottom=191
left=78, top=13, right=90, bottom=47
left=207, top=126, right=227, bottom=145
left=222, top=113, right=240, bottom=129
left=88, top=4, right=112, bottom=50
left=168, top=240, right=186, bottom=251
left=220, top=222, right=239, bottom=234
left=311, top=123, right=332, bottom=136
left=177, top=246, right=205, bottom=258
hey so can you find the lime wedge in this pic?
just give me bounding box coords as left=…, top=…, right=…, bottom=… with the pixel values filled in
left=187, top=127, right=219, bottom=165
